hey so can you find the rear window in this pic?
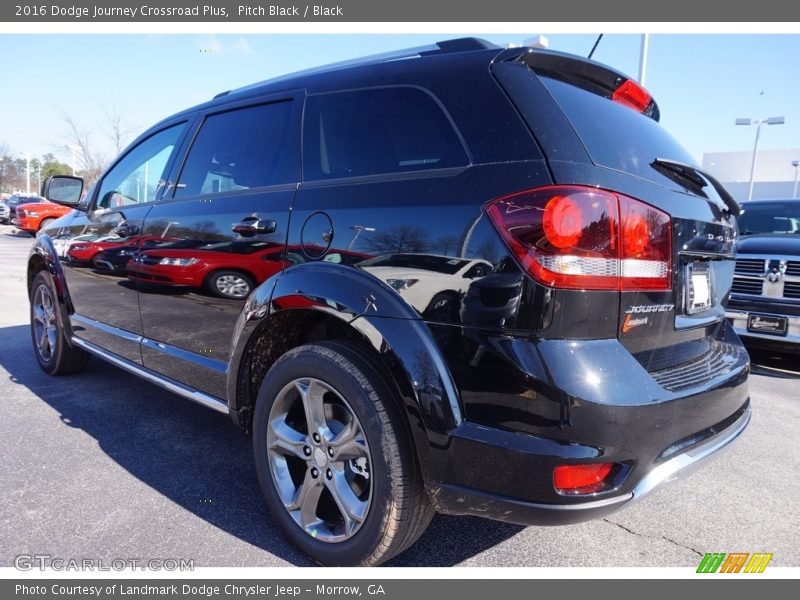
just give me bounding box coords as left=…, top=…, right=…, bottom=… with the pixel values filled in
left=176, top=101, right=294, bottom=197
left=540, top=76, right=696, bottom=184
left=303, top=87, right=468, bottom=181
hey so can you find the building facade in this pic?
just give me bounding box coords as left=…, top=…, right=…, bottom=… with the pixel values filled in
left=702, top=148, right=800, bottom=201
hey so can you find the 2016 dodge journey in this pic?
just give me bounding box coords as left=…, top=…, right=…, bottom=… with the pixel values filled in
left=29, top=38, right=750, bottom=566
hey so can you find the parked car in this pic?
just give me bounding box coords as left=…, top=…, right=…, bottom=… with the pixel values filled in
left=38, top=210, right=82, bottom=242
left=12, top=200, right=74, bottom=235
left=94, top=238, right=206, bottom=273
left=67, top=235, right=137, bottom=265
left=2, top=194, right=44, bottom=225
left=52, top=232, right=108, bottom=259
left=357, top=254, right=492, bottom=321
left=129, top=242, right=367, bottom=299
left=460, top=256, right=525, bottom=329
left=726, top=199, right=800, bottom=353
left=29, top=38, right=750, bottom=567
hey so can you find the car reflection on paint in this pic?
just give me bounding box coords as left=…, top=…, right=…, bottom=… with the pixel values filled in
left=67, top=235, right=137, bottom=265
left=128, top=241, right=370, bottom=300
left=460, top=256, right=525, bottom=329
left=93, top=238, right=207, bottom=273
left=357, top=253, right=492, bottom=322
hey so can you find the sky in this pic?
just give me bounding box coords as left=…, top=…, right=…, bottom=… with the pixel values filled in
left=1, top=33, right=799, bottom=166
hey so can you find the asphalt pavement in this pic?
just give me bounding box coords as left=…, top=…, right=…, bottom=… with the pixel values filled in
left=0, top=225, right=798, bottom=568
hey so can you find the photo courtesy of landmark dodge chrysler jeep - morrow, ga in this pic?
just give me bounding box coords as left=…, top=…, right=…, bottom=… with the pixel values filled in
left=27, top=38, right=750, bottom=566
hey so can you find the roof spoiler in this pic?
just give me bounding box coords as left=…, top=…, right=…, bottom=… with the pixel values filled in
left=504, top=48, right=661, bottom=121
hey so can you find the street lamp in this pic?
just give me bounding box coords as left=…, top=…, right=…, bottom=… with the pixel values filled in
left=348, top=225, right=375, bottom=250
left=67, top=144, right=80, bottom=176
left=735, top=116, right=785, bottom=201
left=792, top=160, right=800, bottom=199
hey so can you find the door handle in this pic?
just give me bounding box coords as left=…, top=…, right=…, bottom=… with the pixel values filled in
left=232, top=216, right=277, bottom=237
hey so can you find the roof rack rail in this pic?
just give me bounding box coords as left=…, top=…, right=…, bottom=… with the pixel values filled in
left=226, top=37, right=498, bottom=98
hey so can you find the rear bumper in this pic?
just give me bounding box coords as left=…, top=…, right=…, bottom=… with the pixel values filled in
left=432, top=401, right=751, bottom=526
left=727, top=308, right=800, bottom=353
left=424, top=317, right=751, bottom=525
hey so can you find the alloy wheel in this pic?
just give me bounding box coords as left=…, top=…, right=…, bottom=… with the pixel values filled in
left=32, top=284, right=58, bottom=362
left=266, top=377, right=372, bottom=543
left=215, top=274, right=250, bottom=298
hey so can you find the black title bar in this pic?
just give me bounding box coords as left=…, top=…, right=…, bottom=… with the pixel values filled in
left=4, top=1, right=800, bottom=22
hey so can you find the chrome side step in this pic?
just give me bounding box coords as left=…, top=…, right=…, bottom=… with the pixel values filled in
left=71, top=336, right=229, bottom=415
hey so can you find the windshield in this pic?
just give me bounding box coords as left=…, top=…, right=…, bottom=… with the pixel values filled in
left=358, top=254, right=470, bottom=275
left=738, top=202, right=800, bottom=235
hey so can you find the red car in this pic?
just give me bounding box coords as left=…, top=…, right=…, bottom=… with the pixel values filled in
left=67, top=235, right=166, bottom=266
left=12, top=201, right=73, bottom=235
left=128, top=241, right=370, bottom=299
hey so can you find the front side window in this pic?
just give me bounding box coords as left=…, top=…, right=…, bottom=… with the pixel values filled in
left=303, top=87, right=468, bottom=181
left=175, top=101, right=294, bottom=197
left=97, top=124, right=185, bottom=208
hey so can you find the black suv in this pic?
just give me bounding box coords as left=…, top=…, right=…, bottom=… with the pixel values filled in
left=727, top=199, right=800, bottom=353
left=29, top=38, right=750, bottom=566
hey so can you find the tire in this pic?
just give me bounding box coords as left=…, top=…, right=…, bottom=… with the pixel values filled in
left=252, top=340, right=433, bottom=566
left=205, top=270, right=254, bottom=299
left=423, top=291, right=459, bottom=323
left=29, top=270, right=90, bottom=375
left=38, top=218, right=55, bottom=233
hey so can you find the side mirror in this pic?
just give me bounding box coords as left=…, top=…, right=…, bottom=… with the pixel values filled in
left=45, top=176, right=84, bottom=208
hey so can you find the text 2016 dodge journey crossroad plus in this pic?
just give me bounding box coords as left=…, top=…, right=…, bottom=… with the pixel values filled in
left=29, top=38, right=750, bottom=566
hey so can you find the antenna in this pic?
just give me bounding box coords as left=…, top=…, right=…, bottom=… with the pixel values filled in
left=588, top=34, right=603, bottom=59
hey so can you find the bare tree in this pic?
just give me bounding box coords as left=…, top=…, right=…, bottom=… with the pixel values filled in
left=104, top=104, right=135, bottom=154
left=60, top=109, right=107, bottom=184
left=58, top=104, right=135, bottom=185
left=364, top=225, right=430, bottom=254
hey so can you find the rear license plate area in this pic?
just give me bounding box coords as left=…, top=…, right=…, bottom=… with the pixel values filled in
left=685, top=261, right=712, bottom=314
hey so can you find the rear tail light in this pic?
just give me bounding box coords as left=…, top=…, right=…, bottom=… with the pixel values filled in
left=486, top=185, right=671, bottom=291
left=553, top=463, right=614, bottom=494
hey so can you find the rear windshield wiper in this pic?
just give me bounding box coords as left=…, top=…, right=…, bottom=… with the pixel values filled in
left=651, top=158, right=741, bottom=217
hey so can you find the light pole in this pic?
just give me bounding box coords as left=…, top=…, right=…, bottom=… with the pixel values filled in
left=67, top=145, right=80, bottom=176
left=792, top=160, right=799, bottom=199
left=736, top=116, right=785, bottom=201
left=348, top=225, right=375, bottom=250
left=638, top=33, right=649, bottom=86
left=25, top=154, right=31, bottom=194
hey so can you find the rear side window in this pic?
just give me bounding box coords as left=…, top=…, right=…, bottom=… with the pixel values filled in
left=303, top=87, right=468, bottom=181
left=175, top=101, right=294, bottom=197
left=540, top=76, right=696, bottom=183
